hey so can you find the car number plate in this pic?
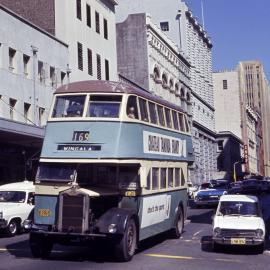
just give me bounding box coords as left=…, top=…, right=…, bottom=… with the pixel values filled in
left=231, top=238, right=246, bottom=245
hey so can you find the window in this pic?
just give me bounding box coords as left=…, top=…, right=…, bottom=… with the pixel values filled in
left=152, top=168, right=159, bottom=190
left=95, top=11, right=100, bottom=33
left=76, top=0, right=82, bottom=20
left=146, top=171, right=151, bottom=190
left=77, top=42, right=83, bottom=71
left=96, top=54, right=101, bottom=80
left=38, top=107, right=45, bottom=126
left=139, top=98, right=149, bottom=122
left=184, top=116, right=190, bottom=132
left=160, top=168, right=167, bottom=189
left=104, top=18, right=108, bottom=39
left=162, top=73, right=168, bottom=88
left=87, top=49, right=93, bottom=75
left=223, top=79, right=228, bottom=90
left=87, top=95, right=122, bottom=118
left=9, top=98, right=17, bottom=120
left=50, top=66, right=56, bottom=87
left=24, top=103, right=30, bottom=123
left=61, top=72, right=66, bottom=85
left=175, top=168, right=180, bottom=187
left=105, top=59, right=109, bottom=80
left=86, top=4, right=91, bottom=27
left=168, top=168, right=174, bottom=187
left=172, top=111, right=179, bottom=130
left=160, top=21, right=169, bottom=31
left=181, top=169, right=185, bottom=186
left=9, top=48, right=16, bottom=70
left=217, top=140, right=224, bottom=151
left=126, top=95, right=139, bottom=119
left=179, top=113, right=185, bottom=131
left=157, top=105, right=165, bottom=126
left=23, top=54, right=30, bottom=75
left=165, top=108, right=172, bottom=128
left=38, top=61, right=45, bottom=83
left=149, top=102, right=158, bottom=124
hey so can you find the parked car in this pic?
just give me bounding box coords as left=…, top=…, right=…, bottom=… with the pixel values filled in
left=0, top=181, right=34, bottom=236
left=194, top=180, right=229, bottom=207
left=242, top=179, right=262, bottom=194
left=212, top=194, right=265, bottom=253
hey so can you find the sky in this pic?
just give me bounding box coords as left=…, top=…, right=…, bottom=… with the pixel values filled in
left=185, top=0, right=270, bottom=81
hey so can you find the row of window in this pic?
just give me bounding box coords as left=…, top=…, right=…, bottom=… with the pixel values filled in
left=127, top=95, right=190, bottom=133
left=7, top=47, right=66, bottom=86
left=76, top=0, right=108, bottom=39
left=146, top=167, right=186, bottom=191
left=77, top=42, right=110, bottom=80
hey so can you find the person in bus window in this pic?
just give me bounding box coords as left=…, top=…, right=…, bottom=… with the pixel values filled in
left=128, top=106, right=136, bottom=119
left=66, top=102, right=83, bottom=117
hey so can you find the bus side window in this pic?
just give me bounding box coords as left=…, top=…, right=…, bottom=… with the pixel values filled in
left=181, top=169, right=185, bottom=186
left=178, top=113, right=185, bottom=132
left=184, top=116, right=190, bottom=132
left=157, top=105, right=165, bottom=126
left=149, top=102, right=158, bottom=124
left=175, top=168, right=180, bottom=187
left=152, top=168, right=159, bottom=190
left=168, top=168, right=174, bottom=187
left=172, top=111, right=179, bottom=131
left=160, top=168, right=166, bottom=189
left=126, top=95, right=139, bottom=119
left=139, top=98, right=149, bottom=122
left=146, top=171, right=151, bottom=190
left=165, top=108, right=172, bottom=128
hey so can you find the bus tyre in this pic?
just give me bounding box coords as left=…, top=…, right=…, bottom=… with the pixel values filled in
left=29, top=233, right=53, bottom=259
left=171, top=207, right=184, bottom=239
left=6, top=220, right=19, bottom=237
left=114, top=218, right=137, bottom=262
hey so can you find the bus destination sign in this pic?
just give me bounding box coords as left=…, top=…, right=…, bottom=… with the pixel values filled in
left=57, top=144, right=101, bottom=151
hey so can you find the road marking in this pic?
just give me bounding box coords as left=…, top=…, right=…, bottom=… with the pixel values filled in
left=192, top=230, right=203, bottom=238
left=146, top=254, right=195, bottom=260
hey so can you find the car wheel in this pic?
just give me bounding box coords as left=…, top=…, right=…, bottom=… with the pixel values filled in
left=170, top=207, right=184, bottom=239
left=6, top=220, right=19, bottom=237
left=29, top=232, right=53, bottom=259
left=114, top=218, right=137, bottom=262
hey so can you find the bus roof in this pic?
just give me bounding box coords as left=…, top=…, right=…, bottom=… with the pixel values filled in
left=55, top=80, right=185, bottom=113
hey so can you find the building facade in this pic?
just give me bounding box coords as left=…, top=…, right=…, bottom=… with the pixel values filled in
left=0, top=5, right=69, bottom=182
left=116, top=0, right=217, bottom=183
left=0, top=0, right=118, bottom=82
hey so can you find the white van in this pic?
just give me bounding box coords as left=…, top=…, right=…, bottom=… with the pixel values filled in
left=0, top=181, right=34, bottom=236
left=212, top=194, right=265, bottom=253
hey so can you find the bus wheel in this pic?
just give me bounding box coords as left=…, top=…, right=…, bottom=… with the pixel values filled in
left=6, top=220, right=19, bottom=237
left=29, top=233, right=53, bottom=259
left=114, top=218, right=137, bottom=262
left=171, top=207, right=184, bottom=239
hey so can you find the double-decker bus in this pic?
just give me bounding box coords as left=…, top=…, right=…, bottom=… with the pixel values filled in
left=30, top=80, right=194, bottom=261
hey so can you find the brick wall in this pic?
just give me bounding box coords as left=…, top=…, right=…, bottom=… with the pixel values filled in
left=0, top=0, right=55, bottom=35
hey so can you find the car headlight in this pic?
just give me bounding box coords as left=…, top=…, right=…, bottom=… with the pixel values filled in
left=0, top=211, right=3, bottom=219
left=256, top=229, right=264, bottom=238
left=213, top=227, right=221, bottom=237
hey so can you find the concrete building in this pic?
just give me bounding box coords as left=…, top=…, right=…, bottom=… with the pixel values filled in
left=213, top=71, right=243, bottom=179
left=238, top=61, right=270, bottom=177
left=116, top=0, right=217, bottom=183
left=0, top=5, right=69, bottom=182
left=116, top=13, right=191, bottom=112
left=0, top=0, right=118, bottom=82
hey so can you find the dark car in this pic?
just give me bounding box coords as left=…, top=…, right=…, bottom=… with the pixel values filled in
left=242, top=179, right=261, bottom=194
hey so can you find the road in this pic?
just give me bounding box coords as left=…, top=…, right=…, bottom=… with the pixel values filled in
left=0, top=202, right=269, bottom=270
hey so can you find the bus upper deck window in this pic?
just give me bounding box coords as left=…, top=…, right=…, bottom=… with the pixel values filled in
left=126, top=95, right=139, bottom=119
left=52, top=95, right=86, bottom=118
left=88, top=95, right=122, bottom=118
left=139, top=98, right=149, bottom=122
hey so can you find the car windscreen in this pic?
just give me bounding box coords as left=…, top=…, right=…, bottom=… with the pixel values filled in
left=218, top=201, right=259, bottom=216
left=0, top=191, right=26, bottom=203
left=36, top=163, right=76, bottom=182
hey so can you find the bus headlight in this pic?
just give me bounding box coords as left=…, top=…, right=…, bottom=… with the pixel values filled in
left=108, top=223, right=117, bottom=233
left=213, top=227, right=221, bottom=237
left=256, top=229, right=263, bottom=238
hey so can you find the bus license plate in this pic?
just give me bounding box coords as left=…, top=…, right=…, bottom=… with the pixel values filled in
left=38, top=209, right=52, bottom=217
left=231, top=238, right=246, bottom=245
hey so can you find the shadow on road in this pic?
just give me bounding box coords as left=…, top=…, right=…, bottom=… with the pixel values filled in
left=188, top=209, right=214, bottom=225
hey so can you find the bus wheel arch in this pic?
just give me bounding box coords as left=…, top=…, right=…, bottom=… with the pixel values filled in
left=170, top=204, right=184, bottom=239
left=114, top=216, right=138, bottom=262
